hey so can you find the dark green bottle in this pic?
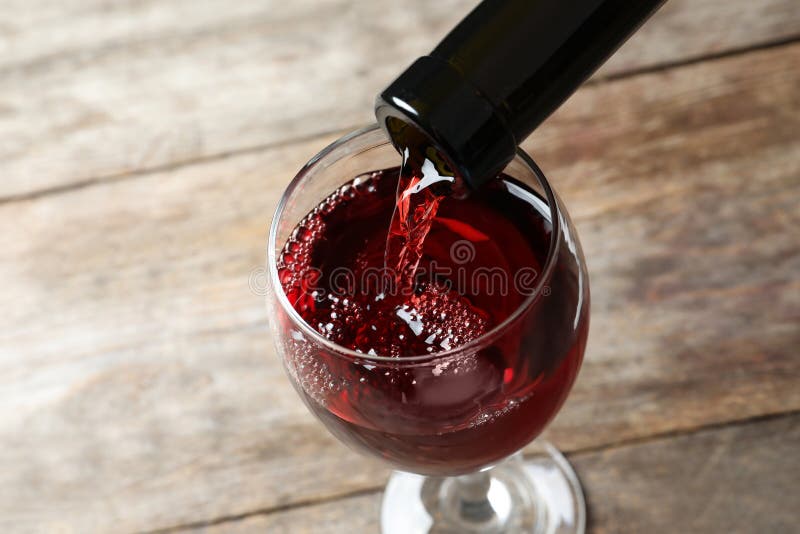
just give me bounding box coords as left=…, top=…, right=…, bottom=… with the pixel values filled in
left=376, top=0, right=666, bottom=191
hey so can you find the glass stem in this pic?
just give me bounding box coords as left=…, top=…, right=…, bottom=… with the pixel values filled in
left=455, top=471, right=495, bottom=523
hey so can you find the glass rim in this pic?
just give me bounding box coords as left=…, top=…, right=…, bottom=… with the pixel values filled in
left=267, top=123, right=562, bottom=364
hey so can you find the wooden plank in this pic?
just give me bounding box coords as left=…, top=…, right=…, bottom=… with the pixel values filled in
left=3, top=0, right=800, bottom=199
left=601, top=0, right=800, bottom=77
left=206, top=413, right=800, bottom=533
left=575, top=414, right=800, bottom=533
left=194, top=493, right=383, bottom=534
left=1, top=43, right=799, bottom=532
left=197, top=493, right=382, bottom=534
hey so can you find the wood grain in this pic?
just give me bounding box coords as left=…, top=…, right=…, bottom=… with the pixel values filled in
left=1, top=42, right=798, bottom=532
left=2, top=0, right=800, bottom=199
left=525, top=40, right=800, bottom=450
left=204, top=413, right=800, bottom=533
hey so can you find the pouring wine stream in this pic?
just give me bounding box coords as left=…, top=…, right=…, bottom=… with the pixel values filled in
left=384, top=147, right=455, bottom=293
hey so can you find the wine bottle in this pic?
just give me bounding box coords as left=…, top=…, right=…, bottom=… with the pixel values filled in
left=376, top=0, right=666, bottom=191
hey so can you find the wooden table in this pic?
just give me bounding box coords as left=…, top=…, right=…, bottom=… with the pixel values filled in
left=2, top=1, right=798, bottom=532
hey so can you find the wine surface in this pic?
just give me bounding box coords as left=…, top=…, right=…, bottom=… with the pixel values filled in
left=278, top=167, right=548, bottom=357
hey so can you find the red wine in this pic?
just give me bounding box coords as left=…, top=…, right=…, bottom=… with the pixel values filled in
left=277, top=169, right=587, bottom=475
left=278, top=168, right=531, bottom=357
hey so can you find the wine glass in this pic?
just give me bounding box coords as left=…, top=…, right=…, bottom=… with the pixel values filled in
left=265, top=125, right=590, bottom=533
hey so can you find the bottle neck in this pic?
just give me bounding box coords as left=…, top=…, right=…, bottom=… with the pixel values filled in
left=377, top=0, right=665, bottom=190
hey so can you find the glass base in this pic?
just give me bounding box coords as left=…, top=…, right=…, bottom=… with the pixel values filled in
left=381, top=441, right=585, bottom=534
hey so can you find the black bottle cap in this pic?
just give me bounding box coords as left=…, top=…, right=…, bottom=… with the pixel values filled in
left=375, top=56, right=517, bottom=192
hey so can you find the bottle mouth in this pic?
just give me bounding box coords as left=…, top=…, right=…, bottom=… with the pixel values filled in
left=267, top=124, right=562, bottom=366
left=375, top=55, right=518, bottom=192
left=378, top=115, right=470, bottom=199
